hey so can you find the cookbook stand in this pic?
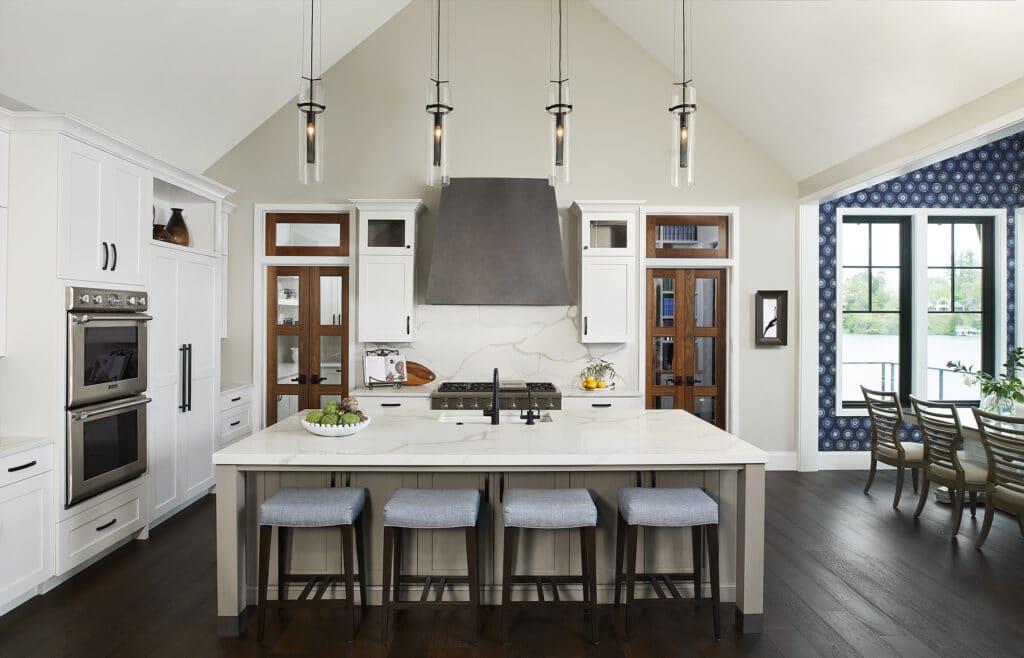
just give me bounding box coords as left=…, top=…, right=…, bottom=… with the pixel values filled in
left=364, top=348, right=405, bottom=389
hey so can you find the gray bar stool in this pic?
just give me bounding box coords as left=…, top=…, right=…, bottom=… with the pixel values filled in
left=257, top=486, right=367, bottom=642
left=501, top=488, right=598, bottom=645
left=380, top=488, right=481, bottom=644
left=614, top=487, right=721, bottom=640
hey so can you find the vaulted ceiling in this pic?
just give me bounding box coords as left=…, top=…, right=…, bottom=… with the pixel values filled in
left=1, top=0, right=1022, bottom=181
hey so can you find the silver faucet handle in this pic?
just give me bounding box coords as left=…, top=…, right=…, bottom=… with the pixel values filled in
left=457, top=397, right=464, bottom=409
left=509, top=398, right=518, bottom=409
left=441, top=399, right=449, bottom=410
left=471, top=399, right=479, bottom=409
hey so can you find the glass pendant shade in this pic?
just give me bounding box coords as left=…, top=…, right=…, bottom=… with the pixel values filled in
left=298, top=0, right=324, bottom=185
left=426, top=0, right=453, bottom=187
left=669, top=0, right=696, bottom=188
left=546, top=0, right=571, bottom=186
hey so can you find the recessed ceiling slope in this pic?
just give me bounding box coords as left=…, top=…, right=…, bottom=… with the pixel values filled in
left=589, top=0, right=1024, bottom=180
left=0, top=0, right=409, bottom=174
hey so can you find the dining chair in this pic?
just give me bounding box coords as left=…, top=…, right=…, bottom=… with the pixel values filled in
left=861, top=386, right=924, bottom=508
left=972, top=408, right=1024, bottom=550
left=910, top=396, right=988, bottom=536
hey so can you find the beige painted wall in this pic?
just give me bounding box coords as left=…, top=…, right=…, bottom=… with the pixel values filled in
left=206, top=0, right=798, bottom=453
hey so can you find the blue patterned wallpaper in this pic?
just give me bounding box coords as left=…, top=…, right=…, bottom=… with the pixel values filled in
left=818, top=132, right=1024, bottom=451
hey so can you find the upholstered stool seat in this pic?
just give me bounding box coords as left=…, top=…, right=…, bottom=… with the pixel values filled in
left=503, top=488, right=597, bottom=529
left=618, top=487, right=718, bottom=527
left=257, top=486, right=368, bottom=642
left=383, top=488, right=480, bottom=528
left=615, top=486, right=722, bottom=640
left=501, top=488, right=598, bottom=645
left=381, top=488, right=481, bottom=645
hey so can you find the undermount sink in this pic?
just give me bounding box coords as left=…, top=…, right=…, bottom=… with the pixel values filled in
left=437, top=411, right=553, bottom=424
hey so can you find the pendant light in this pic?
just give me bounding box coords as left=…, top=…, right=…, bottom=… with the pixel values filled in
left=669, top=0, right=696, bottom=187
left=546, top=0, right=572, bottom=187
left=426, top=0, right=453, bottom=187
left=298, top=0, right=325, bottom=185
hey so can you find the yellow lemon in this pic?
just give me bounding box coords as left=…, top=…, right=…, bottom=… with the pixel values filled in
left=596, top=380, right=606, bottom=388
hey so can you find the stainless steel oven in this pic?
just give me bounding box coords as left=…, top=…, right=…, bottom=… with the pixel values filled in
left=66, top=395, right=150, bottom=506
left=66, top=287, right=150, bottom=408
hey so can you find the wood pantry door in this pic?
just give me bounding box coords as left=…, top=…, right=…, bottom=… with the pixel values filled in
left=266, top=266, right=349, bottom=424
left=646, top=268, right=727, bottom=428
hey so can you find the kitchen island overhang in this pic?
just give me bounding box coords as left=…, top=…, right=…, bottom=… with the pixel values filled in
left=214, top=409, right=767, bottom=636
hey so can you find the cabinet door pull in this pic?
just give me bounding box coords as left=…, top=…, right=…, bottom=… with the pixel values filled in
left=179, top=345, right=188, bottom=412
left=186, top=344, right=193, bottom=411
left=406, top=315, right=410, bottom=334
left=110, top=243, right=118, bottom=271
left=591, top=403, right=612, bottom=408
left=95, top=518, right=117, bottom=532
left=101, top=242, right=109, bottom=270
left=229, top=420, right=241, bottom=427
left=7, top=460, right=36, bottom=473
left=584, top=317, right=588, bottom=335
left=230, top=396, right=241, bottom=402
left=381, top=403, right=401, bottom=408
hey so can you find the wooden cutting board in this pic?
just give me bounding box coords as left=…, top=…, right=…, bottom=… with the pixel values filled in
left=404, top=361, right=437, bottom=386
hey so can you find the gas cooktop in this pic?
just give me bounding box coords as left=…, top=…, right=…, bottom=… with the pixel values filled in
left=436, top=381, right=558, bottom=393
left=431, top=381, right=562, bottom=410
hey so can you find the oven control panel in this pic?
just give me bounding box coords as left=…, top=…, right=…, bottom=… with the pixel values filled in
left=66, top=286, right=149, bottom=312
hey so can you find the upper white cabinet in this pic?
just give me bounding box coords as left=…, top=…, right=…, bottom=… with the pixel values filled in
left=354, top=199, right=422, bottom=343
left=573, top=201, right=642, bottom=344
left=0, top=129, right=9, bottom=208
left=59, top=136, right=151, bottom=286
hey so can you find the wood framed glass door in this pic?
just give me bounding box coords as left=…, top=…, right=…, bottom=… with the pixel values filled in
left=646, top=268, right=727, bottom=427
left=266, top=266, right=349, bottom=424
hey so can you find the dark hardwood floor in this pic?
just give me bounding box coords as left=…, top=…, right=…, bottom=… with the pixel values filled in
left=0, top=471, right=1022, bottom=657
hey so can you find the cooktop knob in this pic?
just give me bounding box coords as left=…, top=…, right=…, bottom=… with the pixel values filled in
left=138, top=297, right=147, bottom=306
left=127, top=296, right=138, bottom=305
left=78, top=293, right=91, bottom=304
left=107, top=294, right=121, bottom=306
left=92, top=294, right=103, bottom=304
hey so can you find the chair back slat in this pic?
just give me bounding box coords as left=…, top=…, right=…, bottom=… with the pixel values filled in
left=862, top=387, right=904, bottom=452
left=910, top=396, right=962, bottom=472
left=973, top=408, right=1024, bottom=496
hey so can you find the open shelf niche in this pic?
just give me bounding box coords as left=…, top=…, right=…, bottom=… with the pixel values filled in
left=152, top=177, right=218, bottom=254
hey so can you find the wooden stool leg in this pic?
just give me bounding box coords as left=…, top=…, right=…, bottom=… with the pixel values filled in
left=341, top=524, right=356, bottom=641
left=969, top=491, right=977, bottom=518
left=893, top=464, right=905, bottom=509
left=354, top=512, right=367, bottom=609
left=585, top=525, right=598, bottom=645
left=277, top=526, right=290, bottom=605
left=614, top=512, right=626, bottom=607
left=976, top=503, right=995, bottom=550
left=381, top=526, right=394, bottom=643
left=624, top=524, right=639, bottom=640
left=501, top=526, right=515, bottom=645
left=912, top=466, right=920, bottom=493
left=465, top=526, right=480, bottom=646
left=913, top=472, right=930, bottom=519
left=864, top=457, right=877, bottom=494
left=257, top=525, right=272, bottom=642
left=952, top=487, right=966, bottom=536
left=579, top=526, right=590, bottom=612
left=707, top=524, right=721, bottom=640
left=691, top=525, right=703, bottom=608
left=392, top=528, right=403, bottom=604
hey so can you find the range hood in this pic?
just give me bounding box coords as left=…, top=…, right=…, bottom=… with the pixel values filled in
left=425, top=178, right=570, bottom=305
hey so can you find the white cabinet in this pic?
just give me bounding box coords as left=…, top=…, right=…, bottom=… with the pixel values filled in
left=148, top=245, right=220, bottom=524
left=218, top=385, right=254, bottom=449
left=58, top=136, right=151, bottom=286
left=0, top=207, right=7, bottom=358
left=354, top=199, right=419, bottom=255
left=358, top=255, right=415, bottom=343
left=0, top=445, right=52, bottom=610
left=0, top=129, right=9, bottom=208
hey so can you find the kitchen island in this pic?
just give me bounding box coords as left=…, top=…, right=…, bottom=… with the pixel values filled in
left=213, top=408, right=767, bottom=636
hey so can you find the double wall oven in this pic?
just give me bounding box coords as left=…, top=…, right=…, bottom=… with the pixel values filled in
left=66, top=287, right=151, bottom=507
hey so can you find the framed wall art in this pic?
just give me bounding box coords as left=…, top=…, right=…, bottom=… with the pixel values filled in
left=755, top=290, right=787, bottom=346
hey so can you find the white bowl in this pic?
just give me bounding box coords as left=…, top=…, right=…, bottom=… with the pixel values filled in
left=301, top=416, right=371, bottom=437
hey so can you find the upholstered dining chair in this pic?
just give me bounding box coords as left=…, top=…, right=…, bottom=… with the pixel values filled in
left=861, top=386, right=925, bottom=508
left=910, top=396, right=989, bottom=536
left=972, top=408, right=1024, bottom=550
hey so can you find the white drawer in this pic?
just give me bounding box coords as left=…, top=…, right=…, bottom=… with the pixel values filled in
left=58, top=483, right=145, bottom=574
left=361, top=397, right=430, bottom=412
left=221, top=387, right=253, bottom=412
left=220, top=405, right=251, bottom=437
left=0, top=445, right=52, bottom=489
left=560, top=396, right=644, bottom=412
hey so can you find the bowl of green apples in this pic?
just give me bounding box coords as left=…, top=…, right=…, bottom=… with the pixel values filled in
left=301, top=398, right=370, bottom=437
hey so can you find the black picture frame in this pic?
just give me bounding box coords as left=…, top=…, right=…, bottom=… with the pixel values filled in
left=755, top=290, right=787, bottom=346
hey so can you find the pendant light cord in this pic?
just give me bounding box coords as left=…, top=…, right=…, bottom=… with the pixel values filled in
left=309, top=0, right=315, bottom=103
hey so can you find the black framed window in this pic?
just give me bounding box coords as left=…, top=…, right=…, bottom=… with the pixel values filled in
left=839, top=216, right=912, bottom=408
left=926, top=217, right=995, bottom=403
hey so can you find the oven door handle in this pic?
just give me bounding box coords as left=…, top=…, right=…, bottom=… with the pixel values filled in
left=71, top=313, right=153, bottom=324
left=70, top=396, right=151, bottom=421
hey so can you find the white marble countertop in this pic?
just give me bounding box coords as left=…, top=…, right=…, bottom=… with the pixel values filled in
left=213, top=409, right=767, bottom=468
left=0, top=436, right=53, bottom=459
left=562, top=388, right=642, bottom=398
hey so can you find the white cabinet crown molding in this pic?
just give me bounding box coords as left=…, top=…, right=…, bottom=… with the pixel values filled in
left=350, top=198, right=424, bottom=213
left=571, top=200, right=645, bottom=213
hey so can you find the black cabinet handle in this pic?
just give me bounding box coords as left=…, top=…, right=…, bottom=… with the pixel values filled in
left=381, top=403, right=401, bottom=408
left=96, top=518, right=117, bottom=532
left=406, top=315, right=410, bottom=334
left=591, top=403, right=612, bottom=408
left=101, top=242, right=109, bottom=270
left=7, top=460, right=36, bottom=473
left=111, top=243, right=117, bottom=271
left=584, top=317, right=588, bottom=335
left=291, top=374, right=307, bottom=385
left=186, top=344, right=193, bottom=411
left=229, top=420, right=241, bottom=427
left=179, top=345, right=188, bottom=412
left=230, top=396, right=241, bottom=402
left=310, top=375, right=326, bottom=384
left=686, top=375, right=695, bottom=386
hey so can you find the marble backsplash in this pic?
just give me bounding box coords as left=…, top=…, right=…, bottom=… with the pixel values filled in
left=360, top=305, right=638, bottom=391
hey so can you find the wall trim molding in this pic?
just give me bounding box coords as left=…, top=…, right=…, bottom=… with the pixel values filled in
left=815, top=450, right=896, bottom=471
left=766, top=451, right=798, bottom=471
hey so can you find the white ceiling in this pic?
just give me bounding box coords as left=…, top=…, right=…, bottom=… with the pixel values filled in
left=590, top=0, right=1024, bottom=180
left=0, top=0, right=409, bottom=173
left=1, top=1, right=1022, bottom=180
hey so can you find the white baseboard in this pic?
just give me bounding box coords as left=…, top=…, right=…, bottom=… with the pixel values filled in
left=816, top=451, right=895, bottom=470
left=766, top=451, right=798, bottom=471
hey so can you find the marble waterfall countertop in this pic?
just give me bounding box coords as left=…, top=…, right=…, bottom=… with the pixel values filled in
left=213, top=409, right=767, bottom=468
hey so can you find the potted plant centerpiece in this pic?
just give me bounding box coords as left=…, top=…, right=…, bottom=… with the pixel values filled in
left=579, top=358, right=617, bottom=391
left=947, top=347, right=1024, bottom=415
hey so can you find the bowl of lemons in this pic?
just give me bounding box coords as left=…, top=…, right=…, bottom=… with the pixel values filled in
left=578, top=358, right=616, bottom=391
left=301, top=398, right=371, bottom=437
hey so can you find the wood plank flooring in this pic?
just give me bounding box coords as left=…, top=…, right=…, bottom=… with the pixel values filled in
left=0, top=470, right=1021, bottom=657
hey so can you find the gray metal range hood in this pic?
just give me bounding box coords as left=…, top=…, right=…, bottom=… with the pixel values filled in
left=425, top=178, right=570, bottom=305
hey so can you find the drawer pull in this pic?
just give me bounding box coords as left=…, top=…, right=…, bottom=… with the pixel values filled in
left=230, top=396, right=241, bottom=402
left=229, top=421, right=241, bottom=427
left=592, top=403, right=612, bottom=408
left=7, top=460, right=37, bottom=473
left=96, top=518, right=117, bottom=532
left=380, top=403, right=401, bottom=408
